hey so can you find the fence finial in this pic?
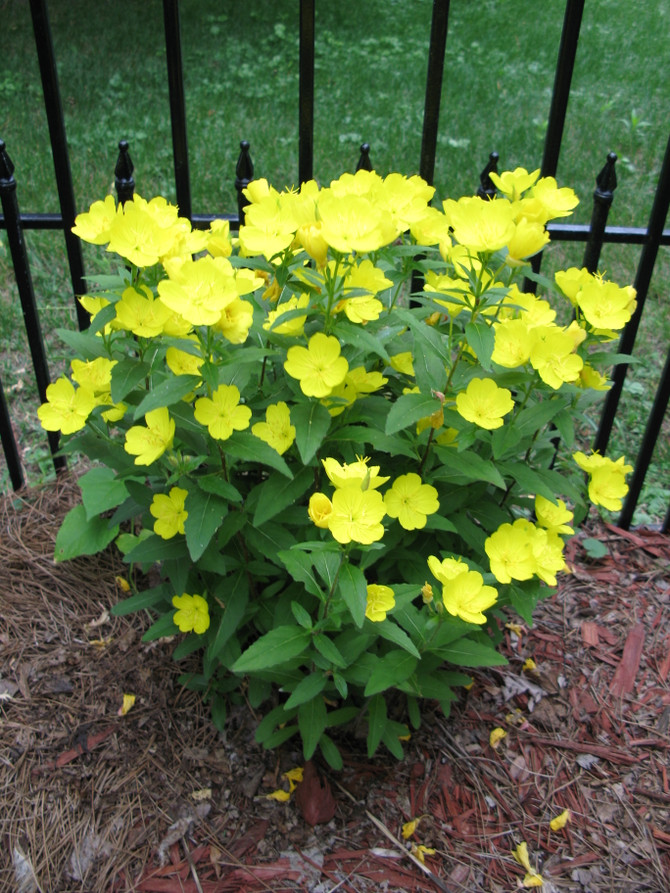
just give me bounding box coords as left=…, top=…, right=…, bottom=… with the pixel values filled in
left=595, top=151, right=618, bottom=199
left=477, top=151, right=499, bottom=199
left=0, top=139, right=15, bottom=183
left=115, top=140, right=135, bottom=205
left=235, top=140, right=254, bottom=226
left=356, top=143, right=373, bottom=172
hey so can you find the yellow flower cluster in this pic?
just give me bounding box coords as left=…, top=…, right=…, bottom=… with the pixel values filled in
left=308, top=458, right=439, bottom=546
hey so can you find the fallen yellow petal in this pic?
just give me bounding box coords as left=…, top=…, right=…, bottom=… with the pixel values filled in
left=191, top=788, right=212, bottom=801
left=402, top=818, right=419, bottom=839
left=266, top=789, right=291, bottom=802
left=411, top=844, right=436, bottom=864
left=118, top=693, right=136, bottom=716
left=284, top=766, right=304, bottom=792
left=523, top=872, right=544, bottom=887
left=506, top=622, right=524, bottom=636
left=550, top=808, right=571, bottom=831
left=523, top=657, right=537, bottom=672
left=115, top=576, right=131, bottom=592
left=512, top=842, right=532, bottom=872
left=489, top=727, right=507, bottom=748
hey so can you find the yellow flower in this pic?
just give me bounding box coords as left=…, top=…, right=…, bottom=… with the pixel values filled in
left=576, top=278, right=637, bottom=330
left=124, top=407, right=175, bottom=465
left=317, top=191, right=399, bottom=253
left=554, top=266, right=594, bottom=304
left=489, top=727, right=507, bottom=748
left=114, top=284, right=173, bottom=337
left=284, top=332, right=349, bottom=398
left=106, top=195, right=183, bottom=266
left=328, top=487, right=386, bottom=545
left=485, top=520, right=536, bottom=584
left=252, top=402, right=296, bottom=455
left=578, top=364, right=610, bottom=391
left=444, top=195, right=516, bottom=253
left=214, top=297, right=254, bottom=344
left=384, top=473, right=439, bottom=530
left=534, top=495, right=574, bottom=535
left=264, top=293, right=310, bottom=336
left=530, top=528, right=567, bottom=586
left=489, top=167, right=540, bottom=201
left=150, top=486, right=188, bottom=539
left=322, top=456, right=389, bottom=490
left=335, top=294, right=384, bottom=324
left=194, top=384, right=252, bottom=441
left=573, top=451, right=632, bottom=511
left=172, top=593, right=210, bottom=634
left=421, top=582, right=434, bottom=604
left=491, top=318, right=531, bottom=368
left=343, top=258, right=393, bottom=296
left=389, top=351, right=415, bottom=376
left=441, top=569, right=498, bottom=625
left=456, top=378, right=514, bottom=429
left=529, top=325, right=583, bottom=389
left=165, top=341, right=205, bottom=378
left=72, top=194, right=117, bottom=244
left=506, top=218, right=550, bottom=263
left=529, top=175, right=579, bottom=220
left=296, top=221, right=329, bottom=267
left=365, top=584, right=395, bottom=622
left=308, top=492, right=333, bottom=528
left=70, top=357, right=117, bottom=395
left=549, top=808, right=571, bottom=831
left=38, top=377, right=96, bottom=435
left=158, top=256, right=238, bottom=326
left=206, top=218, right=232, bottom=258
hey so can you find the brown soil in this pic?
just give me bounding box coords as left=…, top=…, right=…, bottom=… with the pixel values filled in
left=1, top=474, right=669, bottom=892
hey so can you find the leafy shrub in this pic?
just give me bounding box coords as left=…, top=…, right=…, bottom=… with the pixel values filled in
left=39, top=168, right=634, bottom=766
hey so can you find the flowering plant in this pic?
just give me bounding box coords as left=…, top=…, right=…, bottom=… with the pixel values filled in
left=40, top=167, right=634, bottom=765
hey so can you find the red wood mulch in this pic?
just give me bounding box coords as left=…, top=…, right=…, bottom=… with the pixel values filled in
left=1, top=477, right=669, bottom=892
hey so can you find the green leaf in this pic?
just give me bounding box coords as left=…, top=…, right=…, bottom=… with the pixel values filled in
left=141, top=612, right=179, bottom=642
left=364, top=651, right=418, bottom=696
left=111, top=583, right=172, bottom=616
left=298, top=697, right=328, bottom=760
left=183, top=486, right=229, bottom=562
left=110, top=358, right=150, bottom=403
left=508, top=580, right=546, bottom=625
left=312, top=551, right=341, bottom=592
left=438, top=636, right=508, bottom=667
left=133, top=375, right=201, bottom=420
left=210, top=695, right=227, bottom=732
left=125, top=533, right=189, bottom=564
left=372, top=619, right=421, bottom=658
left=367, top=694, right=387, bottom=758
left=498, top=460, right=579, bottom=503
left=407, top=695, right=421, bottom=730
left=255, top=704, right=296, bottom=745
left=291, top=401, right=332, bottom=464
left=312, top=634, right=347, bottom=668
left=78, top=467, right=129, bottom=520
left=196, top=473, right=243, bottom=502
left=385, top=391, right=442, bottom=435
left=337, top=562, right=367, bottom=628
left=291, top=601, right=313, bottom=629
left=285, top=673, right=327, bottom=710
left=433, top=446, right=507, bottom=489
left=54, top=504, right=119, bottom=562
left=232, top=625, right=311, bottom=674
left=319, top=733, right=343, bottom=770
left=223, top=432, right=293, bottom=478
left=245, top=523, right=297, bottom=566
left=253, top=467, right=313, bottom=527
left=55, top=327, right=108, bottom=360
left=581, top=537, right=609, bottom=559
left=465, top=319, right=495, bottom=370
left=513, top=395, right=570, bottom=437
left=277, top=550, right=323, bottom=598
left=411, top=323, right=448, bottom=393
left=207, top=571, right=249, bottom=662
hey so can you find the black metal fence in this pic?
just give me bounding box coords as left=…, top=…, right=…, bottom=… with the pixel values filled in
left=1, top=0, right=669, bottom=531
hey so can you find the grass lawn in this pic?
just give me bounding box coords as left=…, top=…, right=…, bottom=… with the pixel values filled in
left=0, top=0, right=668, bottom=520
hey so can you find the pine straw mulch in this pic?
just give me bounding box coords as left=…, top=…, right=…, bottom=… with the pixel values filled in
left=1, top=474, right=669, bottom=893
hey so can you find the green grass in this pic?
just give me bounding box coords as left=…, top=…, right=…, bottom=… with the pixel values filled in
left=1, top=0, right=668, bottom=521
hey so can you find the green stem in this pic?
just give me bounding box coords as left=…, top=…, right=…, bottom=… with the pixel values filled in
left=418, top=426, right=435, bottom=476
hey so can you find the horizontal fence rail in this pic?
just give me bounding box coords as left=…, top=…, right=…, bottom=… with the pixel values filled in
left=0, top=0, right=668, bottom=532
